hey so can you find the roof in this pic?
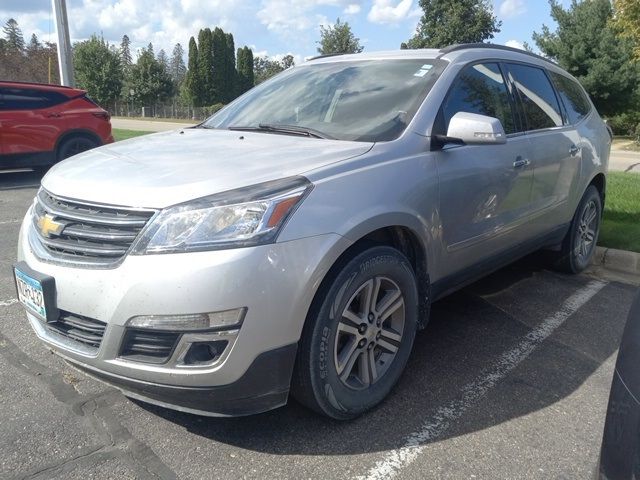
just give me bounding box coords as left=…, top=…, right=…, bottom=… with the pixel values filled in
left=0, top=81, right=84, bottom=96
left=306, top=43, right=560, bottom=71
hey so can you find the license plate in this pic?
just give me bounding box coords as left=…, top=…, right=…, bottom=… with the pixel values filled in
left=15, top=268, right=47, bottom=319
left=13, top=262, right=57, bottom=322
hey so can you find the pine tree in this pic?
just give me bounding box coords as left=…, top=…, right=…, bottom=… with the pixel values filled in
left=183, top=36, right=201, bottom=107
left=157, top=49, right=169, bottom=72
left=223, top=32, right=236, bottom=103
left=212, top=27, right=226, bottom=104
left=3, top=18, right=25, bottom=52
left=236, top=46, right=254, bottom=96
left=129, top=46, right=173, bottom=106
left=27, top=33, right=41, bottom=53
left=120, top=35, right=132, bottom=71
left=406, top=0, right=501, bottom=48
left=198, top=28, right=215, bottom=105
left=169, top=43, right=186, bottom=85
left=147, top=42, right=154, bottom=57
left=533, top=0, right=640, bottom=117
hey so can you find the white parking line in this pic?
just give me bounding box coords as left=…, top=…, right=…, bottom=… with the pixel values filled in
left=357, top=279, right=607, bottom=480
left=0, top=219, right=20, bottom=225
left=0, top=298, right=18, bottom=307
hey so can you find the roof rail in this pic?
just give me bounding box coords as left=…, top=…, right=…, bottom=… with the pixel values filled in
left=306, top=52, right=347, bottom=61
left=0, top=80, right=75, bottom=89
left=438, top=43, right=555, bottom=65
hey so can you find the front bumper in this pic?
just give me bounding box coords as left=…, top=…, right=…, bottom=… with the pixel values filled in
left=17, top=212, right=351, bottom=414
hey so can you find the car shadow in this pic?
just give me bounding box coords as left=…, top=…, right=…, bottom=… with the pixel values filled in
left=0, top=169, right=45, bottom=191
left=132, top=255, right=634, bottom=456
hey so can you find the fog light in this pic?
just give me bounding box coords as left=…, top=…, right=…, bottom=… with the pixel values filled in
left=127, top=308, right=246, bottom=331
left=183, top=340, right=229, bottom=365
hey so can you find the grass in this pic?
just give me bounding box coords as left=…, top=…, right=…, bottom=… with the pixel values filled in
left=112, top=116, right=197, bottom=124
left=112, top=128, right=150, bottom=142
left=599, top=171, right=640, bottom=253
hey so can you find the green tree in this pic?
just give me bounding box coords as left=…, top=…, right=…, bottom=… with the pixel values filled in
left=317, top=18, right=363, bottom=54
left=236, top=46, right=254, bottom=95
left=157, top=49, right=169, bottom=72
left=169, top=43, right=186, bottom=85
left=198, top=28, right=215, bottom=105
left=3, top=18, right=25, bottom=52
left=129, top=46, right=173, bottom=107
left=253, top=55, right=294, bottom=84
left=406, top=0, right=501, bottom=48
left=27, top=33, right=41, bottom=53
left=212, top=27, right=226, bottom=103
left=613, top=0, right=640, bottom=58
left=183, top=36, right=202, bottom=106
left=533, top=0, right=640, bottom=117
left=223, top=32, right=236, bottom=103
left=120, top=35, right=132, bottom=72
left=73, top=35, right=122, bottom=108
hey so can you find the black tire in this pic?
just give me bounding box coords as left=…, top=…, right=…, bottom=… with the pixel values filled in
left=554, top=185, right=602, bottom=274
left=57, top=136, right=99, bottom=161
left=291, top=246, right=419, bottom=420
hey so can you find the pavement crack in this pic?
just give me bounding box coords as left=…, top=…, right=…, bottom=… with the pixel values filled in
left=0, top=332, right=178, bottom=479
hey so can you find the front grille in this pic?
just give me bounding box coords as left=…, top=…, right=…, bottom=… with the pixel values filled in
left=31, top=189, right=155, bottom=265
left=46, top=311, right=107, bottom=351
left=119, top=329, right=181, bottom=364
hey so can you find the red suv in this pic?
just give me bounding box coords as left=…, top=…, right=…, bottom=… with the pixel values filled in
left=0, top=81, right=113, bottom=170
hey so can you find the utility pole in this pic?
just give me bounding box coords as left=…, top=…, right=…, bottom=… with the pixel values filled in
left=52, top=0, right=75, bottom=86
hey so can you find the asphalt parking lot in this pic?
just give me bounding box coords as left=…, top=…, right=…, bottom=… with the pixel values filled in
left=0, top=170, right=637, bottom=480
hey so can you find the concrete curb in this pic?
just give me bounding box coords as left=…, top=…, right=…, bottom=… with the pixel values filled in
left=593, top=247, right=640, bottom=277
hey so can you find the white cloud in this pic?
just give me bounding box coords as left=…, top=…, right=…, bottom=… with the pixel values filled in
left=344, top=4, right=361, bottom=14
left=367, top=0, right=413, bottom=25
left=505, top=39, right=525, bottom=50
left=257, top=0, right=358, bottom=33
left=499, top=0, right=526, bottom=19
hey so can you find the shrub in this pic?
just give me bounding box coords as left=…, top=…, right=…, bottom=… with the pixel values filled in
left=606, top=111, right=640, bottom=136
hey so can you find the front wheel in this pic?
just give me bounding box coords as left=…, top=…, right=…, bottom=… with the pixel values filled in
left=292, top=246, right=419, bottom=420
left=555, top=185, right=602, bottom=274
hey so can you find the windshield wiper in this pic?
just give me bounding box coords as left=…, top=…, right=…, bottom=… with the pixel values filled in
left=228, top=123, right=333, bottom=139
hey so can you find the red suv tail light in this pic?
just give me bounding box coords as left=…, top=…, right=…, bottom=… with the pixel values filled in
left=92, top=111, right=111, bottom=121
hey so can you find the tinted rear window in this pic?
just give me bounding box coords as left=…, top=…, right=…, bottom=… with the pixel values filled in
left=507, top=64, right=563, bottom=131
left=0, top=88, right=68, bottom=111
left=548, top=72, right=591, bottom=124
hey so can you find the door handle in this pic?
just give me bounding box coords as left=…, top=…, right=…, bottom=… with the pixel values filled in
left=569, top=145, right=580, bottom=156
left=513, top=157, right=530, bottom=168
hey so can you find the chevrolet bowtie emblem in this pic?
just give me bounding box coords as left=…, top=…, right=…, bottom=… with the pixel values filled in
left=38, top=214, right=65, bottom=238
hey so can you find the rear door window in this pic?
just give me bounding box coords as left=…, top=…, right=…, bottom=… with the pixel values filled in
left=506, top=64, right=563, bottom=131
left=442, top=62, right=517, bottom=134
left=548, top=72, right=591, bottom=124
left=0, top=88, right=68, bottom=111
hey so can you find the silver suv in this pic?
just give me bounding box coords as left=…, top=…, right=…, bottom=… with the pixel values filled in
left=15, top=44, right=610, bottom=419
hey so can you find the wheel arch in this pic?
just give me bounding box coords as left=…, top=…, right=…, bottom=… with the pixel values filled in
left=54, top=129, right=103, bottom=158
left=588, top=172, right=606, bottom=211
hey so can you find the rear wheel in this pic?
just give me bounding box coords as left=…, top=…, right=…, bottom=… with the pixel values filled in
left=292, top=246, right=419, bottom=420
left=555, top=185, right=602, bottom=273
left=57, top=136, right=99, bottom=161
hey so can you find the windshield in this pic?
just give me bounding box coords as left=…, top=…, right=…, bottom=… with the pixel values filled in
left=203, top=59, right=446, bottom=142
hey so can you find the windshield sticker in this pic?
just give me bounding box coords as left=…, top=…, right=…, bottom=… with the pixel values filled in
left=414, top=64, right=432, bottom=77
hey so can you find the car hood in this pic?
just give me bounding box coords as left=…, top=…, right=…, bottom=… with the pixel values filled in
left=43, top=128, right=373, bottom=208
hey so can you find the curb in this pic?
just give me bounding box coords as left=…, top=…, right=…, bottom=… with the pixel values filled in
left=593, top=247, right=640, bottom=277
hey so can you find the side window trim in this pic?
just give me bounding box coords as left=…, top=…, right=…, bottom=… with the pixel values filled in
left=497, top=62, right=525, bottom=134
left=543, top=68, right=569, bottom=126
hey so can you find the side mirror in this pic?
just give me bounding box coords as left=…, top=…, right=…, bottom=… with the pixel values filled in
left=436, top=112, right=507, bottom=147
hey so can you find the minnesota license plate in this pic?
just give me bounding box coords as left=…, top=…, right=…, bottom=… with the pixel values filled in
left=14, top=267, right=47, bottom=320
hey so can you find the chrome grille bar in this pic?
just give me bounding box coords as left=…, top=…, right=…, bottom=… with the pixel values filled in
left=30, top=189, right=157, bottom=266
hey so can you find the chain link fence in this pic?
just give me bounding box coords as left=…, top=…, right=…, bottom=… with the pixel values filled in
left=111, top=102, right=224, bottom=121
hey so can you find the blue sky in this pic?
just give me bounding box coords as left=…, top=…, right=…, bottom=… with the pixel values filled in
left=0, top=1, right=569, bottom=62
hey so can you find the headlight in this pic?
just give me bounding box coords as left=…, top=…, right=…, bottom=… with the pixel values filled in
left=132, top=176, right=312, bottom=254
